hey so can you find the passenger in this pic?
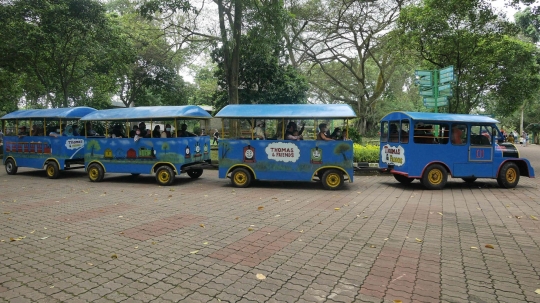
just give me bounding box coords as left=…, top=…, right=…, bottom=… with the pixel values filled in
left=138, top=122, right=150, bottom=138
left=72, top=125, right=80, bottom=136
left=84, top=122, right=97, bottom=136
left=111, top=125, right=124, bottom=138
left=152, top=125, right=161, bottom=138
left=17, top=126, right=28, bottom=137
left=317, top=123, right=334, bottom=141
left=285, top=121, right=304, bottom=140
left=253, top=120, right=266, bottom=140
left=178, top=123, right=196, bottom=137
left=30, top=125, right=43, bottom=136
left=129, top=125, right=138, bottom=138
left=49, top=125, right=61, bottom=137
left=452, top=125, right=463, bottom=144
left=161, top=124, right=172, bottom=138
left=330, top=127, right=342, bottom=140
left=63, top=125, right=74, bottom=136
left=342, top=128, right=351, bottom=141
left=133, top=128, right=142, bottom=142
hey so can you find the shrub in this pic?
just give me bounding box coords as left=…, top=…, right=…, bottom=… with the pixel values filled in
left=353, top=143, right=379, bottom=163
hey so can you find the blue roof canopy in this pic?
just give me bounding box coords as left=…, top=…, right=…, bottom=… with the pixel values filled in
left=215, top=104, right=357, bottom=119
left=1, top=107, right=96, bottom=120
left=382, top=112, right=499, bottom=124
left=80, top=106, right=212, bottom=121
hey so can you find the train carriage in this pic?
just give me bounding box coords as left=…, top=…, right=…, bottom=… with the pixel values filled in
left=379, top=112, right=535, bottom=189
left=79, top=106, right=212, bottom=186
left=1, top=107, right=97, bottom=178
left=215, top=104, right=356, bottom=190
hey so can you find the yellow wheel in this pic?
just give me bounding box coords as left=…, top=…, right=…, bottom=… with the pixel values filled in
left=421, top=164, right=447, bottom=190
left=87, top=163, right=104, bottom=182
left=156, top=166, right=175, bottom=186
left=46, top=162, right=60, bottom=179
left=231, top=168, right=252, bottom=188
left=322, top=169, right=344, bottom=190
left=497, top=162, right=520, bottom=188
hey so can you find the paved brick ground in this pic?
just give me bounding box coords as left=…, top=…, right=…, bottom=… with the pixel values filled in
left=1, top=144, right=540, bottom=303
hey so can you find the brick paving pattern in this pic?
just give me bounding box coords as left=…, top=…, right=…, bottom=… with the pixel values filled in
left=0, top=145, right=540, bottom=302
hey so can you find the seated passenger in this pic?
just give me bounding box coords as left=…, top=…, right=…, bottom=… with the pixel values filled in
left=72, top=125, right=80, bottom=136
left=30, top=125, right=43, bottom=136
left=49, top=125, right=61, bottom=137
left=152, top=125, right=161, bottom=138
left=253, top=120, right=266, bottom=140
left=317, top=123, right=334, bottom=141
left=161, top=124, right=172, bottom=138
left=18, top=126, right=28, bottom=137
left=330, top=127, right=343, bottom=140
left=177, top=123, right=196, bottom=137
left=84, top=122, right=97, bottom=136
left=111, top=124, right=124, bottom=138
left=138, top=122, right=150, bottom=138
left=286, top=122, right=303, bottom=140
left=63, top=125, right=74, bottom=136
left=451, top=125, right=463, bottom=144
left=129, top=125, right=138, bottom=138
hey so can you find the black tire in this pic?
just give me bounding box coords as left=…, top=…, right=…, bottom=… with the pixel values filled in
left=322, top=169, right=344, bottom=190
left=394, top=174, right=414, bottom=184
left=87, top=163, right=104, bottom=182
left=46, top=161, right=60, bottom=179
left=156, top=166, right=175, bottom=186
left=462, top=177, right=477, bottom=183
left=231, top=168, right=252, bottom=188
left=5, top=158, right=18, bottom=175
left=497, top=162, right=520, bottom=188
left=421, top=164, right=448, bottom=190
left=187, top=169, right=203, bottom=179
left=131, top=173, right=140, bottom=177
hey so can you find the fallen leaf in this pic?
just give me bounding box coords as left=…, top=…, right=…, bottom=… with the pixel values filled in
left=393, top=300, right=403, bottom=303
left=29, top=230, right=35, bottom=234
left=258, top=206, right=264, bottom=210
left=535, top=289, right=540, bottom=295
left=44, top=227, right=47, bottom=230
left=285, top=200, right=291, bottom=202
left=111, top=254, right=118, bottom=259
left=204, top=195, right=208, bottom=197
left=203, top=242, right=208, bottom=245
left=370, top=245, right=376, bottom=248
left=200, top=224, right=205, bottom=228
left=134, top=246, right=138, bottom=249
left=65, top=236, right=71, bottom=240
left=40, top=236, right=49, bottom=240
left=168, top=195, right=172, bottom=198
left=3, top=212, right=10, bottom=214
left=384, top=238, right=388, bottom=241
left=274, top=215, right=280, bottom=217
left=299, top=230, right=304, bottom=233
left=50, top=286, right=55, bottom=289
left=235, top=217, right=239, bottom=220
left=416, top=238, right=423, bottom=243
left=471, top=247, right=478, bottom=249
left=438, top=212, right=443, bottom=216
left=256, top=273, right=266, bottom=280
left=120, top=232, right=124, bottom=235
left=334, top=208, right=340, bottom=210
left=248, top=228, right=254, bottom=231
left=118, top=216, right=123, bottom=218
left=169, top=189, right=175, bottom=191
left=515, top=216, right=522, bottom=219
left=485, top=244, right=495, bottom=249
left=87, top=263, right=93, bottom=266
left=152, top=242, right=156, bottom=245
left=531, top=215, right=538, bottom=221
left=190, top=250, right=199, bottom=254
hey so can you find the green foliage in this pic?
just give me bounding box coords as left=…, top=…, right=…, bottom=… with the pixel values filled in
left=212, top=32, right=308, bottom=111
left=515, top=7, right=540, bottom=43
left=0, top=0, right=130, bottom=108
left=397, top=0, right=540, bottom=114
left=353, top=143, right=380, bottom=163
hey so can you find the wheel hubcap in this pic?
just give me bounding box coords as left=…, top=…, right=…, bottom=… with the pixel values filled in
left=89, top=168, right=98, bottom=180
left=506, top=168, right=516, bottom=183
left=159, top=171, right=170, bottom=183
left=326, top=173, right=340, bottom=187
left=428, top=169, right=442, bottom=185
left=47, top=166, right=54, bottom=176
left=234, top=172, right=247, bottom=185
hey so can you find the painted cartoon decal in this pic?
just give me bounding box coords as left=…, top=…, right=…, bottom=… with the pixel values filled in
left=381, top=144, right=405, bottom=166
left=310, top=146, right=322, bottom=164
left=243, top=145, right=255, bottom=163
left=65, top=138, right=84, bottom=150
left=265, top=142, right=300, bottom=163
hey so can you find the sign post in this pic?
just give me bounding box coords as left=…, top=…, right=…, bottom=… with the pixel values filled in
left=415, top=65, right=455, bottom=112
